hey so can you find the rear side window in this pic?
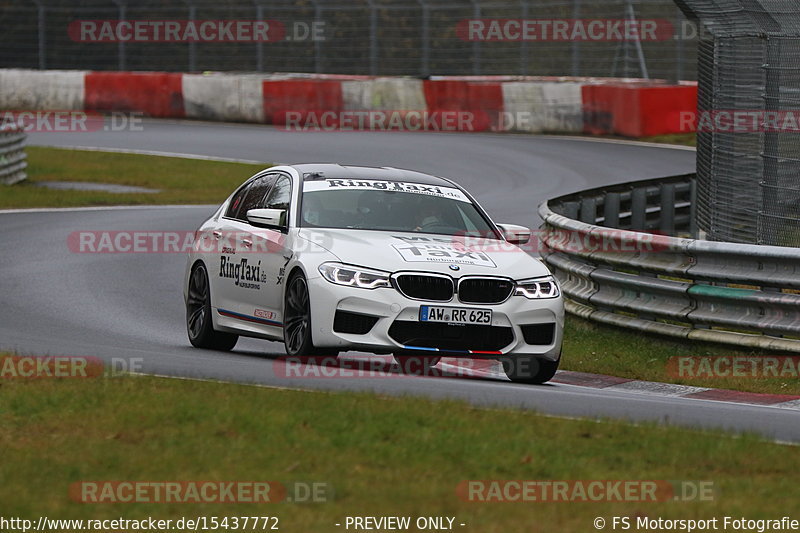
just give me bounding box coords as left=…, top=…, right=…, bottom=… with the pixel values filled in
left=225, top=183, right=251, bottom=219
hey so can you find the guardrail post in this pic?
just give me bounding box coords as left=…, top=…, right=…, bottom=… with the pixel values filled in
left=603, top=192, right=621, bottom=228
left=660, top=183, right=676, bottom=235
left=580, top=198, right=597, bottom=224
left=689, top=178, right=698, bottom=238
left=630, top=187, right=647, bottom=230
left=562, top=201, right=579, bottom=220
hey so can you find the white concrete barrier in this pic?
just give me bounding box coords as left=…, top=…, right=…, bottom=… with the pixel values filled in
left=342, top=78, right=426, bottom=111
left=501, top=81, right=583, bottom=133
left=0, top=69, right=85, bottom=111
left=182, top=73, right=266, bottom=123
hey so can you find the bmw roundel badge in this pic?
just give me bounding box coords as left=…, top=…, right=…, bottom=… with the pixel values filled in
left=449, top=264, right=461, bottom=271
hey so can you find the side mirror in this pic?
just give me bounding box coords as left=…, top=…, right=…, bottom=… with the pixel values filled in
left=247, top=208, right=287, bottom=229
left=497, top=223, right=531, bottom=245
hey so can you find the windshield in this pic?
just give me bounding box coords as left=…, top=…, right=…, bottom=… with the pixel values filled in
left=300, top=179, right=500, bottom=238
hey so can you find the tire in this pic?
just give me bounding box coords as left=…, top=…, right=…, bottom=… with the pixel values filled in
left=186, top=263, right=238, bottom=351
left=393, top=354, right=441, bottom=376
left=283, top=272, right=324, bottom=357
left=502, top=355, right=560, bottom=384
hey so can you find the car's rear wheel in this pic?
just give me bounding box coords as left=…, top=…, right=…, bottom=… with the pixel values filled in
left=393, top=354, right=441, bottom=375
left=502, top=355, right=559, bottom=384
left=284, top=272, right=324, bottom=357
left=186, top=263, right=238, bottom=351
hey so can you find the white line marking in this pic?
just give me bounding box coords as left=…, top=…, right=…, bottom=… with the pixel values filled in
left=31, top=144, right=268, bottom=165
left=0, top=204, right=216, bottom=215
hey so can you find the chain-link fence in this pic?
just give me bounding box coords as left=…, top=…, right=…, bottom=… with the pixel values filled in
left=676, top=0, right=800, bottom=246
left=1, top=0, right=696, bottom=80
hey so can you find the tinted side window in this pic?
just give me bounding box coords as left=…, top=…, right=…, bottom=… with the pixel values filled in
left=236, top=175, right=277, bottom=221
left=263, top=176, right=292, bottom=226
left=225, top=182, right=251, bottom=219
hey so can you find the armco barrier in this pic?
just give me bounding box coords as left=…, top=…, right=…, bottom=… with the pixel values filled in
left=0, top=69, right=698, bottom=136
left=0, top=123, right=27, bottom=185
left=540, top=174, right=800, bottom=352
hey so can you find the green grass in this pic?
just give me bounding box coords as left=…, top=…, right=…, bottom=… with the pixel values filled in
left=1, top=147, right=267, bottom=208
left=562, top=315, right=800, bottom=396
left=1, top=371, right=798, bottom=532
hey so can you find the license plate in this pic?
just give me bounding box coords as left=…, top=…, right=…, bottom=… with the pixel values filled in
left=419, top=306, right=492, bottom=325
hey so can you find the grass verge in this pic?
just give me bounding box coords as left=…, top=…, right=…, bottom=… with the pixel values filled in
left=1, top=147, right=267, bottom=208
left=1, top=370, right=798, bottom=532
left=563, top=316, right=800, bottom=396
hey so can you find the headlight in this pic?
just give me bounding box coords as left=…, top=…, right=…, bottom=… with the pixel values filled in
left=318, top=263, right=391, bottom=289
left=514, top=276, right=560, bottom=299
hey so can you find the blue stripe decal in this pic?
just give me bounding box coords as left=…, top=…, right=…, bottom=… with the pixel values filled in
left=403, top=345, right=440, bottom=352
left=218, top=308, right=283, bottom=328
left=403, top=345, right=504, bottom=355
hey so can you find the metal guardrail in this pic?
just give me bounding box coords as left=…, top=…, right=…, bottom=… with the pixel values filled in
left=0, top=123, right=27, bottom=185
left=539, top=173, right=800, bottom=353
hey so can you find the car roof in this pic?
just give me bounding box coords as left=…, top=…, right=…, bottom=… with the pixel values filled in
left=290, top=163, right=456, bottom=188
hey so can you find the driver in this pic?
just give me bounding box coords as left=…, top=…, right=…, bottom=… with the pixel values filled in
left=413, top=198, right=443, bottom=232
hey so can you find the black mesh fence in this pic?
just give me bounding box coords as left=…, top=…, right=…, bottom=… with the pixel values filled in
left=677, top=0, right=800, bottom=246
left=0, top=0, right=696, bottom=80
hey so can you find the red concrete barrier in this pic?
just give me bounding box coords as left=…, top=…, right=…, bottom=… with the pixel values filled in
left=423, top=80, right=504, bottom=132
left=85, top=72, right=184, bottom=118
left=582, top=83, right=697, bottom=137
left=262, top=80, right=343, bottom=126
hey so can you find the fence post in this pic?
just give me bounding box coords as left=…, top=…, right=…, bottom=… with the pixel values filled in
left=419, top=0, right=430, bottom=77
left=471, top=0, right=481, bottom=75
left=113, top=0, right=127, bottom=71
left=33, top=0, right=46, bottom=70
left=187, top=0, right=197, bottom=72
left=312, top=0, right=322, bottom=73
left=571, top=0, right=581, bottom=77
left=368, top=0, right=378, bottom=75
left=255, top=3, right=264, bottom=72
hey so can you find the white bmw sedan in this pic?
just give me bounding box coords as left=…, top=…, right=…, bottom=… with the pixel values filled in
left=184, top=164, right=564, bottom=383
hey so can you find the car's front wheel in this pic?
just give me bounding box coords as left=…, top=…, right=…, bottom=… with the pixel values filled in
left=186, top=263, right=238, bottom=351
left=284, top=272, right=322, bottom=357
left=502, top=355, right=559, bottom=384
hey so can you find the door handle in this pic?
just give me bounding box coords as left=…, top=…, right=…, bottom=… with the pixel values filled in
left=212, top=230, right=222, bottom=239
left=242, top=239, right=253, bottom=248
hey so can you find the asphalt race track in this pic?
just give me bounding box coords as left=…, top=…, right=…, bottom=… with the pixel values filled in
left=3, top=119, right=799, bottom=443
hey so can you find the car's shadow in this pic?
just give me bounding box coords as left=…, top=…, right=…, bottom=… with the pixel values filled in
left=232, top=348, right=508, bottom=383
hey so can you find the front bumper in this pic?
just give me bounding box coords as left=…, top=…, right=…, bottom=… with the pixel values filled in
left=307, top=276, right=564, bottom=361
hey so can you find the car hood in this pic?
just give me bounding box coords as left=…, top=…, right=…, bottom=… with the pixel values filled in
left=298, top=228, right=550, bottom=280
